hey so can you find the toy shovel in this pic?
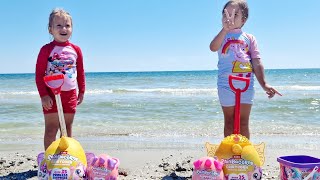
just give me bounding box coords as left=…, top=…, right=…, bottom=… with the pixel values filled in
left=228, top=75, right=250, bottom=135
left=43, top=74, right=67, bottom=137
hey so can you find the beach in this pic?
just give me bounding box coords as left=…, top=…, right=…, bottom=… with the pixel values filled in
left=1, top=143, right=320, bottom=179
left=1, top=69, right=319, bottom=179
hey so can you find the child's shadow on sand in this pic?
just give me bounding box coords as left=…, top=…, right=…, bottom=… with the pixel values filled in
left=0, top=170, right=37, bottom=180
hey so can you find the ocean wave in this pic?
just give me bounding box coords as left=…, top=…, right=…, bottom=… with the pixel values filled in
left=86, top=89, right=113, bottom=94
left=0, top=91, right=38, bottom=95
left=75, top=130, right=320, bottom=140
left=1, top=85, right=318, bottom=96
left=87, top=88, right=217, bottom=95
left=276, top=85, right=320, bottom=90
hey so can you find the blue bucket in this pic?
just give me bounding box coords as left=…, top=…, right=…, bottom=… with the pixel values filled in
left=277, top=155, right=320, bottom=180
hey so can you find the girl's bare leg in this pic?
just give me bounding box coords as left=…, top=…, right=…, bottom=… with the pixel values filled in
left=222, top=104, right=252, bottom=138
left=44, top=113, right=59, bottom=150
left=239, top=104, right=252, bottom=139
left=64, top=113, right=75, bottom=137
left=222, top=106, right=235, bottom=137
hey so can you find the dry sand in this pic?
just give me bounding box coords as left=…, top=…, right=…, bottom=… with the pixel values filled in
left=1, top=141, right=319, bottom=179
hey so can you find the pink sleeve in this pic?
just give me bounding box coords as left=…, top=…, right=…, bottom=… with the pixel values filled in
left=74, top=45, right=86, bottom=94
left=247, top=34, right=261, bottom=59
left=35, top=45, right=50, bottom=97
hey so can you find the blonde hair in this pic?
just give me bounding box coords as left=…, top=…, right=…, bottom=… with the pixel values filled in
left=48, top=8, right=72, bottom=28
left=222, top=0, right=249, bottom=21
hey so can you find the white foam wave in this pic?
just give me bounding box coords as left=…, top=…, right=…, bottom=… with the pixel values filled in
left=84, top=88, right=216, bottom=95
left=88, top=88, right=218, bottom=95
left=276, top=85, right=320, bottom=90
left=0, top=91, right=38, bottom=95
left=86, top=89, right=113, bottom=94
left=0, top=85, right=318, bottom=96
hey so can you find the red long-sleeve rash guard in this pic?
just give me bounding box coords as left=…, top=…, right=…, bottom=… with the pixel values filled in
left=35, top=40, right=85, bottom=97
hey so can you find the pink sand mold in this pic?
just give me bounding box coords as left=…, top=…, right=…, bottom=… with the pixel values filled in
left=87, top=154, right=120, bottom=180
left=192, top=156, right=224, bottom=180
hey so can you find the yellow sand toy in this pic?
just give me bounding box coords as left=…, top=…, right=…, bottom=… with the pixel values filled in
left=37, top=74, right=87, bottom=180
left=206, top=75, right=265, bottom=180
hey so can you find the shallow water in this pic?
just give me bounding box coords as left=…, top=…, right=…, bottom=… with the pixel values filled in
left=0, top=69, right=319, bottom=150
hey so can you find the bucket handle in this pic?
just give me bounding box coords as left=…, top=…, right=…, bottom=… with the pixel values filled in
left=303, top=166, right=318, bottom=180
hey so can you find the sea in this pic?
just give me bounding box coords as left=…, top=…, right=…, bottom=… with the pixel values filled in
left=0, top=69, right=319, bottom=152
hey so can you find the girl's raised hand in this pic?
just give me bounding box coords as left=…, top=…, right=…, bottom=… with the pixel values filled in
left=223, top=9, right=236, bottom=31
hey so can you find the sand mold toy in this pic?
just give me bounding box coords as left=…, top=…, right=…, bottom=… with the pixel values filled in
left=86, top=153, right=120, bottom=180
left=192, top=156, right=224, bottom=180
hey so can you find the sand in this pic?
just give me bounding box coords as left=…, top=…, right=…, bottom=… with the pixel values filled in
left=1, top=147, right=318, bottom=180
left=0, top=136, right=320, bottom=180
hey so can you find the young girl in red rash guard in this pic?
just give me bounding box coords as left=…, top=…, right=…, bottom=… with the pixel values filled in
left=35, top=8, right=85, bottom=150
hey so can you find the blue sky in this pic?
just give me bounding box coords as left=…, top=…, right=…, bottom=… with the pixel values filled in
left=1, top=0, right=319, bottom=74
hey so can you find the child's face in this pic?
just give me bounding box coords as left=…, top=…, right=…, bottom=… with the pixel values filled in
left=49, top=15, right=72, bottom=43
left=223, top=3, right=245, bottom=29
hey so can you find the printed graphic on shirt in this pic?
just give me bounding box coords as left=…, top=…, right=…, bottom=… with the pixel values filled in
left=221, top=38, right=252, bottom=77
left=47, top=47, right=77, bottom=79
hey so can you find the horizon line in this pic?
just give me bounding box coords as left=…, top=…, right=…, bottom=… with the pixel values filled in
left=0, top=67, right=319, bottom=75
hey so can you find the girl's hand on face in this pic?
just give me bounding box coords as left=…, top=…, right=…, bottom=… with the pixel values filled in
left=223, top=9, right=236, bottom=31
left=41, top=95, right=53, bottom=110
